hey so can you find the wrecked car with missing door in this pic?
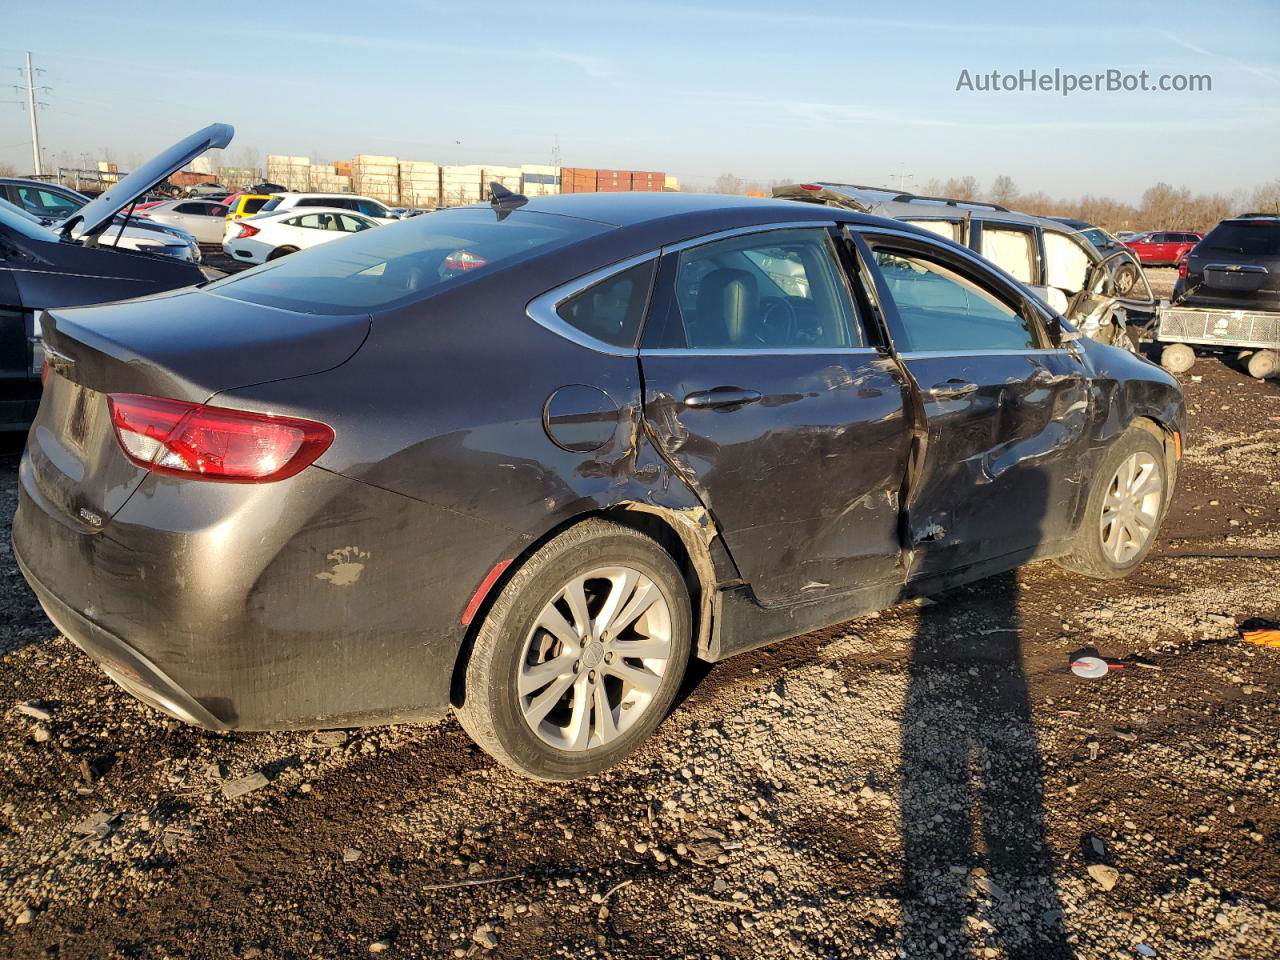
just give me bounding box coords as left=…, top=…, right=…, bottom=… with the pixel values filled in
left=13, top=192, right=1185, bottom=780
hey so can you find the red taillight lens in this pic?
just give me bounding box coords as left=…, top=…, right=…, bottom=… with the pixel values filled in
left=799, top=184, right=822, bottom=192
left=236, top=223, right=260, bottom=239
left=441, top=249, right=487, bottom=273
left=107, top=393, right=333, bottom=483
left=1178, top=260, right=1188, bottom=278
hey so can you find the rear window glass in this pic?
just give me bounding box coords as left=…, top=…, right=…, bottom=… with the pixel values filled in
left=209, top=207, right=610, bottom=314
left=260, top=197, right=284, bottom=212
left=1201, top=222, right=1280, bottom=257
left=243, top=197, right=268, bottom=215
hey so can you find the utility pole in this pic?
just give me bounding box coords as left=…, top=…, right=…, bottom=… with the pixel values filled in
left=25, top=52, right=42, bottom=175
left=894, top=163, right=914, bottom=192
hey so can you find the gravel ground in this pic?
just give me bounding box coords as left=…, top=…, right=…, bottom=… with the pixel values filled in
left=1, top=268, right=1278, bottom=959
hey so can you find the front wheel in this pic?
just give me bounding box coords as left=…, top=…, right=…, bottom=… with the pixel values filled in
left=1058, top=426, right=1170, bottom=580
left=456, top=519, right=691, bottom=780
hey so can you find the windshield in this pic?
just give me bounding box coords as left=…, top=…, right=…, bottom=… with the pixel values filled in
left=1201, top=222, right=1280, bottom=257
left=209, top=206, right=611, bottom=315
left=0, top=197, right=58, bottom=241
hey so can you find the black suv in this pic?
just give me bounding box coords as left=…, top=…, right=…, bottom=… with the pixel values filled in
left=1174, top=215, right=1280, bottom=310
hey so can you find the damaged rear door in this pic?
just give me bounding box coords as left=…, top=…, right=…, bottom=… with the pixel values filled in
left=639, top=224, right=911, bottom=605
left=854, top=229, right=1091, bottom=580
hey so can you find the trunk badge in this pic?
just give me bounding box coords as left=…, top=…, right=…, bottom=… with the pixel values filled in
left=78, top=507, right=104, bottom=528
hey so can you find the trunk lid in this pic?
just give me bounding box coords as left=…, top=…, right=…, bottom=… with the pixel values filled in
left=29, top=289, right=369, bottom=529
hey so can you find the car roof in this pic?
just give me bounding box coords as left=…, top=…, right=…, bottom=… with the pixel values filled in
left=772, top=181, right=1073, bottom=234
left=256, top=206, right=376, bottom=219
left=272, top=191, right=381, bottom=201
left=507, top=191, right=847, bottom=228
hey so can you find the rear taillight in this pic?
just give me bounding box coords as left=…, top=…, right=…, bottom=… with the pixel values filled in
left=236, top=223, right=260, bottom=239
left=1178, top=260, right=1188, bottom=278
left=107, top=393, right=333, bottom=483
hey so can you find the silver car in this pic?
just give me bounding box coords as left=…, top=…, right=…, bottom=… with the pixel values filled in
left=139, top=199, right=230, bottom=244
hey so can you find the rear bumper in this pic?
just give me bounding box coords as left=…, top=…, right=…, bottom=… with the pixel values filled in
left=15, top=549, right=229, bottom=730
left=11, top=451, right=508, bottom=731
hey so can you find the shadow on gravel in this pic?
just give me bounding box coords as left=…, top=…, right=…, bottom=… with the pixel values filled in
left=900, top=471, right=1072, bottom=959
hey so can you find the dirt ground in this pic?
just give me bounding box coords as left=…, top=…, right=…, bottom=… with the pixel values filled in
left=1, top=268, right=1278, bottom=960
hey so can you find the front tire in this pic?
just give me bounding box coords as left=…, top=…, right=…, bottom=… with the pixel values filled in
left=456, top=519, right=692, bottom=780
left=1058, top=425, right=1170, bottom=580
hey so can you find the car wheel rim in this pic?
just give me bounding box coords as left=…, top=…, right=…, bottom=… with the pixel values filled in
left=517, top=566, right=672, bottom=751
left=1099, top=451, right=1162, bottom=565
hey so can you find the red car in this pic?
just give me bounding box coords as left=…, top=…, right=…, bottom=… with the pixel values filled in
left=1124, top=230, right=1204, bottom=266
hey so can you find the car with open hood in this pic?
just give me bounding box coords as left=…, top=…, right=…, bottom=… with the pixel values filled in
left=14, top=191, right=1184, bottom=779
left=0, top=123, right=232, bottom=428
left=0, top=177, right=201, bottom=261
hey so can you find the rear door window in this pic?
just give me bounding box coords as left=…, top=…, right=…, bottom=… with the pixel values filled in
left=355, top=199, right=387, bottom=217
left=243, top=197, right=269, bottom=215
left=979, top=226, right=1036, bottom=284
left=665, top=228, right=862, bottom=350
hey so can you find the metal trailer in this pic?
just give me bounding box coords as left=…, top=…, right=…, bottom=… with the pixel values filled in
left=1155, top=303, right=1280, bottom=379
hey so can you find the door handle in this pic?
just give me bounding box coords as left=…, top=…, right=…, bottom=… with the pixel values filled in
left=684, top=387, right=763, bottom=409
left=927, top=379, right=979, bottom=398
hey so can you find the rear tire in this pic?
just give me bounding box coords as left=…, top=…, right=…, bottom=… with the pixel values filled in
left=1057, top=425, right=1169, bottom=580
left=267, top=246, right=298, bottom=261
left=456, top=519, right=691, bottom=780
left=1247, top=349, right=1278, bottom=380
left=1160, top=343, right=1195, bottom=374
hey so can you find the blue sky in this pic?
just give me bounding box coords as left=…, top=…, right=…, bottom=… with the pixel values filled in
left=1, top=0, right=1277, bottom=200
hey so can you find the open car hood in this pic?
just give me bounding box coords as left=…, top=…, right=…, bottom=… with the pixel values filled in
left=70, top=123, right=234, bottom=240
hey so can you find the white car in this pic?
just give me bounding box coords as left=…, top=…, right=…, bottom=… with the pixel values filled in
left=136, top=198, right=230, bottom=244
left=255, top=192, right=400, bottom=224
left=222, top=207, right=381, bottom=264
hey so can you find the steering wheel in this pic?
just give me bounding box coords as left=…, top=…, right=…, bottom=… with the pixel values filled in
left=756, top=296, right=798, bottom=346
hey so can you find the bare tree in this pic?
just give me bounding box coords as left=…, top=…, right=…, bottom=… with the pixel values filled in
left=989, top=175, right=1019, bottom=207
left=0, top=161, right=17, bottom=178
left=1249, top=178, right=1280, bottom=214
left=714, top=172, right=743, bottom=195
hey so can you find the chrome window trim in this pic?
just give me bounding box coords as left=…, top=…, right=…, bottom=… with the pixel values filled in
left=898, top=349, right=1061, bottom=359
left=525, top=251, right=659, bottom=357
left=660, top=220, right=837, bottom=255
left=641, top=347, right=881, bottom=357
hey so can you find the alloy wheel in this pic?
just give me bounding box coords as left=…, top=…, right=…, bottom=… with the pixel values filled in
left=1099, top=451, right=1163, bottom=565
left=517, top=566, right=673, bottom=751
